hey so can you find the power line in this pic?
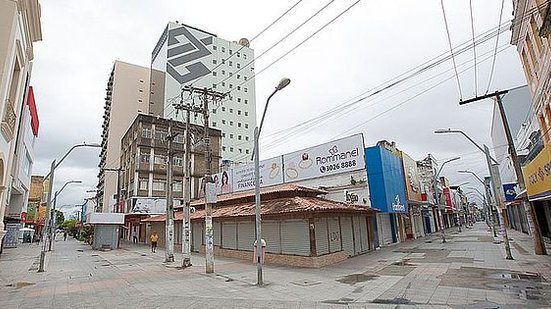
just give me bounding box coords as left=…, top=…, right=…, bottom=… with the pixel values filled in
left=440, top=0, right=463, bottom=99
left=485, top=0, right=506, bottom=94
left=468, top=0, right=478, bottom=96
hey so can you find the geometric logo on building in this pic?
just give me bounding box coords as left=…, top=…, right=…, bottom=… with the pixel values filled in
left=167, top=26, right=213, bottom=85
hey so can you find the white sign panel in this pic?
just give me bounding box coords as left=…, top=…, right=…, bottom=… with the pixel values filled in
left=283, top=134, right=365, bottom=182
left=131, top=198, right=182, bottom=214
left=206, top=183, right=217, bottom=203
left=232, top=156, right=284, bottom=192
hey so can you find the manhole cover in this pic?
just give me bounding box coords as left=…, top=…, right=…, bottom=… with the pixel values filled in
left=337, top=273, right=378, bottom=285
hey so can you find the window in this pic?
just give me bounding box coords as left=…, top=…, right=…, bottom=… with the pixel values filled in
left=244, top=99, right=248, bottom=104
left=237, top=63, right=241, bottom=69
left=229, top=49, right=233, bottom=54
left=245, top=124, right=249, bottom=129
left=237, top=98, right=241, bottom=103
left=212, top=109, right=216, bottom=114
left=244, top=112, right=248, bottom=116
left=244, top=76, right=248, bottom=81
left=239, top=149, right=242, bottom=154
left=237, top=86, right=241, bottom=91
left=154, top=130, right=167, bottom=140
left=222, top=82, right=225, bottom=87
left=237, top=52, right=240, bottom=57
left=173, top=157, right=183, bottom=166
left=244, top=54, right=247, bottom=59
left=139, top=79, right=144, bottom=83
left=22, top=152, right=31, bottom=176
left=142, top=128, right=152, bottom=138
left=230, top=121, right=234, bottom=126
left=222, top=119, right=226, bottom=124
left=222, top=133, right=226, bottom=137
left=212, top=84, right=217, bottom=89
left=212, top=71, right=217, bottom=76
left=230, top=147, right=234, bottom=152
left=139, top=89, right=143, bottom=92
left=222, top=47, right=225, bottom=52
left=223, top=146, right=226, bottom=151
left=246, top=149, right=250, bottom=154
left=138, top=99, right=143, bottom=103
left=229, top=61, right=233, bottom=67
left=237, top=110, right=241, bottom=115
left=222, top=59, right=225, bottom=64
left=244, top=87, right=248, bottom=93
left=152, top=181, right=166, bottom=191
left=229, top=108, right=233, bottom=113
left=222, top=70, right=225, bottom=75
left=213, top=45, right=217, bottom=50
left=212, top=121, right=216, bottom=127
left=173, top=182, right=183, bottom=192
left=237, top=74, right=241, bottom=79
left=251, top=67, right=254, bottom=71
left=230, top=133, right=234, bottom=139
left=238, top=122, right=242, bottom=127
left=229, top=84, right=233, bottom=88
left=140, top=153, right=150, bottom=163
left=222, top=107, right=226, bottom=111
left=154, top=155, right=166, bottom=165
left=245, top=136, right=249, bottom=141
left=139, top=179, right=148, bottom=191
left=229, top=95, right=233, bottom=101
left=212, top=59, right=217, bottom=64
left=238, top=135, right=242, bottom=140
left=229, top=72, right=233, bottom=77
left=174, top=135, right=184, bottom=143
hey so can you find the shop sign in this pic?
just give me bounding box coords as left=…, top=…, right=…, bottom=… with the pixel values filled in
left=232, top=156, right=283, bottom=192
left=283, top=134, right=365, bottom=182
left=523, top=142, right=551, bottom=201
left=401, top=152, right=423, bottom=202
left=503, top=183, right=519, bottom=202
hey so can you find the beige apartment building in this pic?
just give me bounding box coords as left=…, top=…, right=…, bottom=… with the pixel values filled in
left=0, top=0, right=42, bottom=248
left=511, top=0, right=551, bottom=142
left=98, top=61, right=162, bottom=213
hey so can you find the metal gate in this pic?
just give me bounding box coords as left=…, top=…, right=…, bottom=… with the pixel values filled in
left=328, top=217, right=342, bottom=253
left=213, top=221, right=221, bottom=246
left=237, top=221, right=255, bottom=251
left=377, top=213, right=394, bottom=245
left=192, top=222, right=203, bottom=252
left=280, top=219, right=310, bottom=256
left=222, top=222, right=237, bottom=249
left=262, top=220, right=281, bottom=254
left=315, top=218, right=329, bottom=256
left=341, top=216, right=354, bottom=256
left=358, top=216, right=368, bottom=253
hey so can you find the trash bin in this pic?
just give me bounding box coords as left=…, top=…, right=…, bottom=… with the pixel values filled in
left=252, top=239, right=266, bottom=264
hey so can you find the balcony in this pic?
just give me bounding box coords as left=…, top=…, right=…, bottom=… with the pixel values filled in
left=1, top=99, right=17, bottom=141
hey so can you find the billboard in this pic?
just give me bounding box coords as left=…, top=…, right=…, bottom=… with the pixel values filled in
left=401, top=152, right=423, bottom=203
left=131, top=198, right=182, bottom=214
left=283, top=134, right=365, bottom=182
left=503, top=183, right=519, bottom=202
left=232, top=156, right=284, bottom=192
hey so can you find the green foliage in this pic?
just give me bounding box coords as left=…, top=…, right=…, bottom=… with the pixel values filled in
left=55, top=210, right=65, bottom=228
left=61, top=219, right=78, bottom=232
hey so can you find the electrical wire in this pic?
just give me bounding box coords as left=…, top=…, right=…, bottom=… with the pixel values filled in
left=485, top=0, right=506, bottom=94
left=440, top=0, right=463, bottom=99
left=468, top=0, right=478, bottom=96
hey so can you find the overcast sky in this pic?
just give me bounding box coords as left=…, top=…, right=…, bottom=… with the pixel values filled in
left=30, top=0, right=528, bottom=210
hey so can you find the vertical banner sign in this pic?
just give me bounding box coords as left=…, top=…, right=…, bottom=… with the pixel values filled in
left=503, top=183, right=518, bottom=202
left=283, top=134, right=366, bottom=182
left=232, top=156, right=284, bottom=192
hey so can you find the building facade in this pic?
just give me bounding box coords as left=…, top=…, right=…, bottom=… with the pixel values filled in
left=150, top=22, right=257, bottom=161
left=0, top=0, right=42, bottom=248
left=119, top=114, right=221, bottom=241
left=98, top=60, right=163, bottom=213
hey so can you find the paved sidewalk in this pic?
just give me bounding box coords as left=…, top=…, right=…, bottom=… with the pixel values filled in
left=1, top=223, right=551, bottom=308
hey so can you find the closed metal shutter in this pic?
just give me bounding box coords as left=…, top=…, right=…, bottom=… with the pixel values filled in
left=377, top=213, right=394, bottom=245
left=315, top=218, right=329, bottom=256
left=192, top=222, right=202, bottom=252
left=341, top=216, right=354, bottom=256
left=280, top=219, right=310, bottom=256
left=353, top=216, right=362, bottom=255
left=222, top=222, right=237, bottom=249
left=262, top=220, right=281, bottom=254
left=414, top=215, right=424, bottom=238
left=359, top=216, right=368, bottom=253
left=175, top=221, right=182, bottom=244
left=214, top=221, right=221, bottom=246
left=237, top=221, right=255, bottom=251
left=328, top=217, right=342, bottom=253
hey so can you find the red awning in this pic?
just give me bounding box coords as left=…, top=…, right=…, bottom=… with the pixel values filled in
left=26, top=86, right=39, bottom=136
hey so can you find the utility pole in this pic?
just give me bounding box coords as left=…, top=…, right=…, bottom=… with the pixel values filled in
left=461, top=90, right=546, bottom=255
left=182, top=109, right=192, bottom=268
left=175, top=86, right=224, bottom=273
left=38, top=160, right=55, bottom=273
left=165, top=121, right=175, bottom=263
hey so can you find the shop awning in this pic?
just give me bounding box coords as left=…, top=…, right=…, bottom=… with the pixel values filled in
left=26, top=86, right=39, bottom=136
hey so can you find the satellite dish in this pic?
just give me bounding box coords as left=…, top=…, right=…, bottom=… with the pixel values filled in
left=238, top=38, right=250, bottom=47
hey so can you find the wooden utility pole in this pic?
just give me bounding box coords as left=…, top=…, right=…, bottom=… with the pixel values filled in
left=460, top=90, right=546, bottom=255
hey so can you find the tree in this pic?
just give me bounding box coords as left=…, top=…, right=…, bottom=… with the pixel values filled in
left=61, top=219, right=77, bottom=230
left=55, top=210, right=64, bottom=228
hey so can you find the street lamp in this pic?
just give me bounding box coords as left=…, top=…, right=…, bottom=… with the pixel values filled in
left=433, top=156, right=460, bottom=243
left=38, top=142, right=101, bottom=273
left=252, top=77, right=291, bottom=286
left=459, top=170, right=498, bottom=236
left=435, top=129, right=513, bottom=259
left=48, top=180, right=82, bottom=251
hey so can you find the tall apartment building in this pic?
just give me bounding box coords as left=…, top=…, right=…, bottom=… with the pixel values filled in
left=511, top=0, right=550, bottom=142
left=98, top=61, right=162, bottom=213
left=0, top=0, right=42, bottom=248
left=150, top=22, right=257, bottom=162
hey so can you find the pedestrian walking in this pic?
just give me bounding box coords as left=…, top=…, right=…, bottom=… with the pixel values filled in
left=63, top=231, right=68, bottom=241
left=150, top=231, right=158, bottom=253
left=132, top=229, right=138, bottom=244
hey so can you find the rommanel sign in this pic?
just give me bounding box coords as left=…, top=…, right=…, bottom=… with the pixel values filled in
left=283, top=134, right=366, bottom=182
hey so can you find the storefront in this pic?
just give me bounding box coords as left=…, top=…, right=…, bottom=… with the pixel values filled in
left=523, top=142, right=551, bottom=239
left=365, top=145, right=409, bottom=245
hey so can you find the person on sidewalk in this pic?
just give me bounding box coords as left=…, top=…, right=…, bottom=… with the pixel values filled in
left=63, top=231, right=68, bottom=241
left=132, top=229, right=138, bottom=244
left=150, top=231, right=159, bottom=253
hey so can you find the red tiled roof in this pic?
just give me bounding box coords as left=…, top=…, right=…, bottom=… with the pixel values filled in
left=143, top=196, right=378, bottom=222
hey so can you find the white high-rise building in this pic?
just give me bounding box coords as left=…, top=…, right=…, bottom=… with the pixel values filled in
left=151, top=22, right=256, bottom=162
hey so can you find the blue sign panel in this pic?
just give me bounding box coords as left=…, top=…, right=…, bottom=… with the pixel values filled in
left=503, top=183, right=518, bottom=202
left=365, top=146, right=408, bottom=213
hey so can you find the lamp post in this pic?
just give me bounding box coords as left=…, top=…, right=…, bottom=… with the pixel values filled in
left=433, top=157, right=460, bottom=243
left=435, top=129, right=513, bottom=259
left=252, top=77, right=291, bottom=286
left=460, top=170, right=497, bottom=235
left=48, top=180, right=82, bottom=251
left=38, top=142, right=100, bottom=273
